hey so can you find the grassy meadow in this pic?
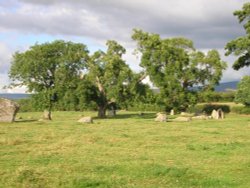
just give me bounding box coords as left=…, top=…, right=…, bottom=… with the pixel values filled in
left=0, top=111, right=250, bottom=187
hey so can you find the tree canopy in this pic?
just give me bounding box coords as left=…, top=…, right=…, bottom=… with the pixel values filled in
left=235, top=76, right=250, bottom=106
left=86, top=40, right=133, bottom=118
left=225, top=2, right=250, bottom=70
left=9, top=40, right=89, bottom=119
left=132, top=29, right=226, bottom=111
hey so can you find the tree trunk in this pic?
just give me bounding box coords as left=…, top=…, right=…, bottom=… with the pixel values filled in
left=44, top=100, right=52, bottom=120
left=98, top=106, right=106, bottom=118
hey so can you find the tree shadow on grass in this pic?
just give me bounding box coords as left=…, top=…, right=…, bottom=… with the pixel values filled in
left=15, top=119, right=38, bottom=123
left=105, top=112, right=156, bottom=120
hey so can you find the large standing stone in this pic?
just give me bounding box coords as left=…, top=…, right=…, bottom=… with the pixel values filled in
left=0, top=98, right=19, bottom=122
left=211, top=110, right=218, bottom=119
left=155, top=113, right=167, bottom=122
left=78, top=117, right=93, bottom=123
left=217, top=109, right=225, bottom=119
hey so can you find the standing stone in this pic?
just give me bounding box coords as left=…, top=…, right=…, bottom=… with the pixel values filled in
left=78, top=117, right=93, bottom=123
left=211, top=109, right=225, bottom=120
left=0, top=98, right=19, bottom=122
left=170, top=109, right=174, bottom=115
left=217, top=108, right=225, bottom=119
left=211, top=109, right=218, bottom=119
left=155, top=113, right=167, bottom=122
left=43, top=110, right=51, bottom=120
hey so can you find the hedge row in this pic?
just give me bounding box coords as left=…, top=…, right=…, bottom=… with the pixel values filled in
left=188, top=104, right=250, bottom=115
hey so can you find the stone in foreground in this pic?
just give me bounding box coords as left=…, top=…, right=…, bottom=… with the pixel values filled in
left=155, top=113, right=167, bottom=122
left=78, top=117, right=93, bottom=123
left=0, top=98, right=19, bottom=122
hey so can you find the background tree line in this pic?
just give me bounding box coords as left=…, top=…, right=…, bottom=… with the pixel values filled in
left=9, top=2, right=250, bottom=118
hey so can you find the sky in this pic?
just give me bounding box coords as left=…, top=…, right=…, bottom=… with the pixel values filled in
left=0, top=0, right=249, bottom=93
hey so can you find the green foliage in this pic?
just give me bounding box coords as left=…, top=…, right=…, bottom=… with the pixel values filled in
left=132, top=29, right=226, bottom=111
left=188, top=104, right=230, bottom=114
left=86, top=40, right=134, bottom=117
left=231, top=106, right=250, bottom=114
left=234, top=76, right=250, bottom=106
left=9, top=40, right=89, bottom=119
left=198, top=91, right=235, bottom=103
left=225, top=2, right=250, bottom=70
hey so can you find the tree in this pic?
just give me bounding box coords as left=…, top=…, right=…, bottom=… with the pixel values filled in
left=9, top=40, right=89, bottom=119
left=225, top=2, right=250, bottom=70
left=235, top=76, right=250, bottom=106
left=86, top=40, right=133, bottom=118
left=132, top=29, right=226, bottom=111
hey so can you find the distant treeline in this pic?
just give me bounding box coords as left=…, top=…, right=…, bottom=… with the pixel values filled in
left=17, top=91, right=236, bottom=113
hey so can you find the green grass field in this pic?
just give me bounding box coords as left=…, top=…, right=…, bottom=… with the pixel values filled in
left=0, top=111, right=250, bottom=188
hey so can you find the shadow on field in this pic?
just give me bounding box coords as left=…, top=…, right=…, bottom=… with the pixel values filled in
left=15, top=119, right=38, bottom=123
left=105, top=112, right=156, bottom=120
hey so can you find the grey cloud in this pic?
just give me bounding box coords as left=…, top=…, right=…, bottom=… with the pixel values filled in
left=0, top=0, right=249, bottom=86
left=0, top=43, right=12, bottom=74
left=2, top=0, right=245, bottom=49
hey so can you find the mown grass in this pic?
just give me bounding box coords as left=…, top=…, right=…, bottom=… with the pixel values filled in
left=0, top=111, right=250, bottom=188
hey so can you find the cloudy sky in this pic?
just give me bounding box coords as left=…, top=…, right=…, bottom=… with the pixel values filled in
left=0, top=0, right=249, bottom=93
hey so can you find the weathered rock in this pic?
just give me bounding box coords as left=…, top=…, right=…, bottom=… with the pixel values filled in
left=211, top=110, right=218, bottom=119
left=173, top=116, right=192, bottom=122
left=211, top=109, right=224, bottom=119
left=217, top=109, right=225, bottom=119
left=43, top=110, right=52, bottom=120
left=78, top=117, right=93, bottom=123
left=192, top=115, right=209, bottom=120
left=170, top=109, right=174, bottom=115
left=155, top=113, right=167, bottom=122
left=180, top=112, right=194, bottom=117
left=0, top=98, right=19, bottom=122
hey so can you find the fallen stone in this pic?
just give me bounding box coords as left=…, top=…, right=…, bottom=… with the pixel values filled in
left=78, top=117, right=93, bottom=123
left=173, top=116, right=192, bottom=122
left=0, top=98, right=19, bottom=123
left=155, top=113, right=167, bottom=122
left=180, top=112, right=194, bottom=117
left=192, top=115, right=209, bottom=120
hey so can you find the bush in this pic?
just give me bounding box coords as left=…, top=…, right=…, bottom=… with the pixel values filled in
left=235, top=76, right=250, bottom=106
left=188, top=104, right=230, bottom=114
left=198, top=91, right=235, bottom=103
left=17, top=98, right=43, bottom=112
left=231, top=106, right=250, bottom=114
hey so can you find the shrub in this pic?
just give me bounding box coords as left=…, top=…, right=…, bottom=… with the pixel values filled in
left=188, top=104, right=230, bottom=114
left=235, top=76, right=250, bottom=106
left=231, top=106, right=250, bottom=114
